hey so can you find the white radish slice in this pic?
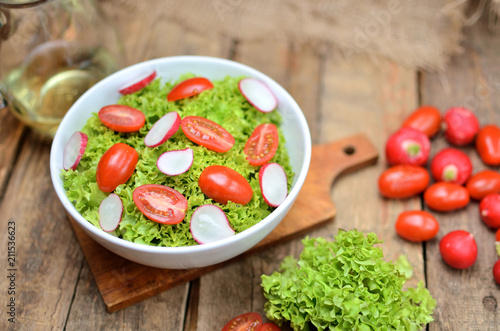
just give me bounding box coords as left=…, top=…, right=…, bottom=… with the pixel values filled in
left=63, top=131, right=88, bottom=170
left=157, top=148, right=193, bottom=176
left=190, top=204, right=235, bottom=244
left=144, top=112, right=181, bottom=148
left=238, top=78, right=278, bottom=113
left=118, top=70, right=157, bottom=95
left=98, top=193, right=123, bottom=232
left=259, top=163, right=288, bottom=207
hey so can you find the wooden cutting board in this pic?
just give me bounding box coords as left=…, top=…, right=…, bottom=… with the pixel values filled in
left=69, top=133, right=378, bottom=313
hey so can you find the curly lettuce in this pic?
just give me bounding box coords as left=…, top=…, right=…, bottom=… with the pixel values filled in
left=261, top=230, right=436, bottom=331
left=62, top=75, right=293, bottom=247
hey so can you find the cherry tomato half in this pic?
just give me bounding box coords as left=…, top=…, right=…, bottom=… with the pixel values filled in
left=221, top=312, right=263, bottom=331
left=199, top=165, right=253, bottom=205
left=96, top=143, right=138, bottom=192
left=402, top=105, right=441, bottom=138
left=476, top=125, right=500, bottom=166
left=244, top=123, right=279, bottom=166
left=98, top=105, right=145, bottom=132
left=424, top=182, right=469, bottom=212
left=260, top=322, right=282, bottom=331
left=378, top=165, right=430, bottom=199
left=466, top=170, right=500, bottom=200
left=181, top=116, right=235, bottom=153
left=132, top=184, right=188, bottom=225
left=395, top=210, right=439, bottom=242
left=167, top=77, right=214, bottom=101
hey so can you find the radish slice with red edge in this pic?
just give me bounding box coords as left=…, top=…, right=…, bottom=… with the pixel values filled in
left=144, top=111, right=181, bottom=148
left=190, top=204, right=235, bottom=244
left=118, top=71, right=156, bottom=95
left=259, top=162, right=288, bottom=207
left=157, top=148, right=193, bottom=176
left=238, top=78, right=278, bottom=113
left=63, top=131, right=88, bottom=170
left=98, top=193, right=123, bottom=232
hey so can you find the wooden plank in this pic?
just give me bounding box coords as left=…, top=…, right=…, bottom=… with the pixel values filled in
left=421, top=13, right=500, bottom=331
left=0, top=132, right=83, bottom=331
left=318, top=51, right=423, bottom=290
left=0, top=108, right=24, bottom=199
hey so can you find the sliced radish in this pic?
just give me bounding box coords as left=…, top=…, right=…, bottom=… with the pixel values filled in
left=259, top=162, right=288, bottom=207
left=157, top=148, right=193, bottom=176
left=238, top=78, right=278, bottom=113
left=190, top=204, right=235, bottom=244
left=63, top=131, right=88, bottom=170
left=118, top=70, right=157, bottom=95
left=98, top=193, right=123, bottom=232
left=144, top=111, right=181, bottom=148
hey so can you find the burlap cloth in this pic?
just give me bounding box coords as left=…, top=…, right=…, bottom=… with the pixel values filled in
left=121, top=0, right=498, bottom=71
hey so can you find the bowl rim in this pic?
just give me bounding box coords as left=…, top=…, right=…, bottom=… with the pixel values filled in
left=50, top=55, right=312, bottom=254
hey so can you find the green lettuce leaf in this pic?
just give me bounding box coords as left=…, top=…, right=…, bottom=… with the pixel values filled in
left=261, top=230, right=436, bottom=331
left=62, top=76, right=293, bottom=247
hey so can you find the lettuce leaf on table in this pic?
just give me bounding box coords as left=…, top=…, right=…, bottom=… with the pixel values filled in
left=261, top=230, right=436, bottom=331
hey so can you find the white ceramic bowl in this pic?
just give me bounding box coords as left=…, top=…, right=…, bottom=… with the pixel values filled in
left=50, top=56, right=311, bottom=269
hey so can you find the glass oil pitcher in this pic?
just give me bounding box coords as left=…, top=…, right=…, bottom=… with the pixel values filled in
left=0, top=0, right=123, bottom=136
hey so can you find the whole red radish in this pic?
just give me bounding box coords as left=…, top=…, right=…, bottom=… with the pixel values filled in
left=378, top=165, right=430, bottom=199
left=493, top=260, right=500, bottom=285
left=439, top=230, right=477, bottom=269
left=443, top=107, right=479, bottom=146
left=395, top=210, right=439, bottom=242
left=430, top=148, right=472, bottom=185
left=424, top=182, right=469, bottom=212
left=385, top=127, right=430, bottom=166
left=476, top=125, right=500, bottom=166
left=402, top=105, right=441, bottom=138
left=466, top=170, right=500, bottom=200
left=479, top=194, right=500, bottom=229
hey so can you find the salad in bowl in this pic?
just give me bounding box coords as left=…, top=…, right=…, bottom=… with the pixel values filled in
left=50, top=56, right=311, bottom=269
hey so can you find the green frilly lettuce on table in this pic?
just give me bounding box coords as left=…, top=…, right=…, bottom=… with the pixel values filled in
left=261, top=230, right=436, bottom=331
left=62, top=75, right=293, bottom=247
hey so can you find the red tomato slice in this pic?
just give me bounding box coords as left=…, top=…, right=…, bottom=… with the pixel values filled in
left=221, top=312, right=263, bottom=331
left=167, top=77, right=214, bottom=101
left=96, top=143, right=138, bottom=192
left=98, top=105, right=145, bottom=132
left=132, top=184, right=188, bottom=225
left=244, top=123, right=279, bottom=166
left=181, top=116, right=235, bottom=153
left=260, top=322, right=282, bottom=331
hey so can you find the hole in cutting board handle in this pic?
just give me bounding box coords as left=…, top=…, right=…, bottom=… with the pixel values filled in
left=343, top=145, right=356, bottom=155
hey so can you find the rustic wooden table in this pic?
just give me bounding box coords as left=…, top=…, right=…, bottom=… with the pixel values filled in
left=1, top=4, right=499, bottom=331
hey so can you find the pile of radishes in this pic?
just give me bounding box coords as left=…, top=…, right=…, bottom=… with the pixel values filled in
left=63, top=72, right=289, bottom=245
left=378, top=105, right=500, bottom=285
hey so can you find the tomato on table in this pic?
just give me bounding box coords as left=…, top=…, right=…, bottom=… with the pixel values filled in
left=167, top=77, right=214, bottom=101
left=96, top=143, right=138, bottom=192
left=181, top=116, right=235, bottom=153
left=221, top=312, right=263, bottom=331
left=424, top=182, right=469, bottom=212
left=132, top=184, right=188, bottom=225
left=244, top=123, right=279, bottom=166
left=260, top=322, right=281, bottom=331
left=476, top=125, right=500, bottom=166
left=378, top=165, right=430, bottom=199
left=98, top=105, right=145, bottom=132
left=395, top=210, right=439, bottom=242
left=466, top=170, right=500, bottom=200
left=198, top=165, right=253, bottom=205
left=402, top=105, right=441, bottom=138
